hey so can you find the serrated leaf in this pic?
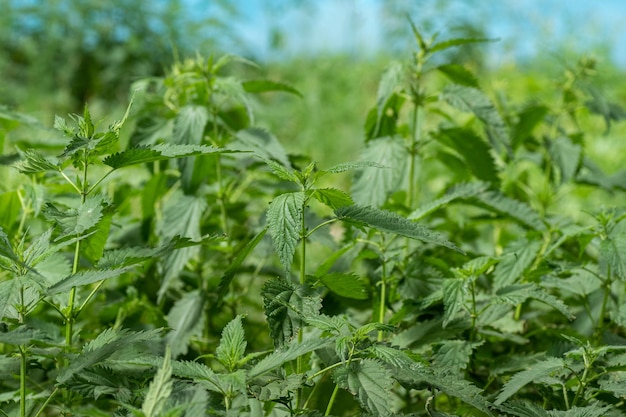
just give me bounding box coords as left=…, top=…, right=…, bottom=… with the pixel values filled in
left=495, top=284, right=574, bottom=320
left=550, top=136, right=582, bottom=184
left=0, top=228, right=18, bottom=263
left=242, top=79, right=303, bottom=97
left=216, top=315, right=247, bottom=371
left=436, top=64, right=479, bottom=87
left=334, top=359, right=394, bottom=417
left=58, top=328, right=162, bottom=384
left=0, top=326, right=50, bottom=345
left=547, top=404, right=612, bottom=417
left=261, top=278, right=322, bottom=347
left=248, top=338, right=331, bottom=378
left=166, top=290, right=205, bottom=359
left=436, top=127, right=499, bottom=184
left=512, top=105, right=548, bottom=150
left=429, top=37, right=494, bottom=53
left=318, top=272, right=368, bottom=299
left=263, top=159, right=300, bottom=183
left=495, top=357, right=564, bottom=405
left=374, top=62, right=404, bottom=137
left=499, top=400, right=550, bottom=417
left=234, top=128, right=291, bottom=167
left=493, top=237, right=542, bottom=288
left=442, top=84, right=509, bottom=151
left=47, top=267, right=134, bottom=294
left=409, top=181, right=489, bottom=220
left=142, top=346, right=173, bottom=417
left=472, top=190, right=545, bottom=230
left=323, top=160, right=385, bottom=174
left=351, top=137, right=406, bottom=207
left=13, top=149, right=60, bottom=174
left=103, top=143, right=233, bottom=170
left=336, top=205, right=463, bottom=253
left=600, top=234, right=626, bottom=280
left=442, top=278, right=468, bottom=328
left=267, top=192, right=305, bottom=275
left=312, top=188, right=354, bottom=210
left=433, top=340, right=482, bottom=371
left=217, top=228, right=268, bottom=303
left=43, top=196, right=105, bottom=238
left=368, top=344, right=420, bottom=369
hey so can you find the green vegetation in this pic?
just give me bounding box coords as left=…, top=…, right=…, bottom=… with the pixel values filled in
left=2, top=5, right=626, bottom=416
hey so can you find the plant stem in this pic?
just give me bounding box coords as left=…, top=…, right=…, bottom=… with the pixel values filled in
left=378, top=236, right=388, bottom=342
left=296, top=196, right=307, bottom=409
left=19, top=345, right=26, bottom=417
left=325, top=384, right=340, bottom=416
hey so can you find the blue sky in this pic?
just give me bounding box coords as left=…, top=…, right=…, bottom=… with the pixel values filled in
left=209, top=0, right=626, bottom=67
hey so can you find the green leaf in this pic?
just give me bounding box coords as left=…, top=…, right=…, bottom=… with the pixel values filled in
left=0, top=326, right=50, bottom=345
left=442, top=84, right=509, bottom=151
left=312, top=188, right=354, bottom=210
left=216, top=315, right=247, bottom=371
left=409, top=181, right=489, bottom=220
left=429, top=37, right=495, bottom=53
left=103, top=143, right=233, bottom=170
left=261, top=277, right=322, bottom=347
left=471, top=190, right=545, bottom=230
left=267, top=192, right=305, bottom=275
left=172, top=105, right=208, bottom=145
left=217, top=228, right=268, bottom=303
left=495, top=357, right=565, bottom=405
left=166, top=290, right=205, bottom=359
left=493, top=237, right=542, bottom=288
left=547, top=404, right=612, bottom=417
left=336, top=205, right=463, bottom=253
left=498, top=401, right=550, bottom=417
left=511, top=105, right=548, bottom=150
left=433, top=340, right=481, bottom=371
left=600, top=234, right=626, bottom=280
left=263, top=159, right=300, bottom=183
left=242, top=79, right=303, bottom=98
left=368, top=344, right=420, bottom=369
left=550, top=136, right=582, bottom=184
left=495, top=284, right=575, bottom=320
left=442, top=278, right=468, bottom=328
left=334, top=359, right=394, bottom=417
left=351, top=137, right=406, bottom=207
left=13, top=149, right=60, bottom=174
left=47, top=267, right=135, bottom=294
left=0, top=228, right=18, bottom=263
left=57, top=328, right=162, bottom=384
left=318, top=272, right=368, bottom=300
left=322, top=160, right=385, bottom=174
left=436, top=64, right=479, bottom=87
left=248, top=338, right=331, bottom=378
left=436, top=127, right=499, bottom=184
left=373, top=62, right=405, bottom=137
left=43, top=196, right=106, bottom=238
left=142, top=346, right=173, bottom=417
left=234, top=128, right=291, bottom=167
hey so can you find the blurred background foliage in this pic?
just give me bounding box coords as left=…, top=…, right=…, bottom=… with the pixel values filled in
left=1, top=0, right=625, bottom=167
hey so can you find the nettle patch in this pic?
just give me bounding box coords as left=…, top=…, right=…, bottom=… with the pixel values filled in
left=1, top=24, right=626, bottom=417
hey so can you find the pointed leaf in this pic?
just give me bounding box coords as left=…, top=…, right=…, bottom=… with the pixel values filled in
left=312, top=188, right=354, bottom=210
left=495, top=357, right=565, bottom=405
left=336, top=205, right=463, bottom=253
left=142, top=346, right=173, bottom=417
left=436, top=64, right=479, bottom=87
left=242, top=79, right=302, bottom=97
left=495, top=284, right=574, bottom=320
left=374, top=62, right=405, bottom=136
left=13, top=149, right=60, bottom=174
left=248, top=338, right=331, bottom=379
left=550, top=136, right=582, bottom=184
left=600, top=233, right=626, bottom=280
left=47, top=267, right=135, bottom=294
left=471, top=190, right=545, bottom=230
left=351, top=137, right=406, bottom=207
left=43, top=196, right=106, bottom=238
left=103, top=143, right=234, bottom=170
left=436, top=128, right=499, bottom=184
left=263, top=159, right=300, bottom=183
left=267, top=192, right=305, bottom=275
left=409, top=181, right=489, bottom=220
left=166, top=290, right=205, bottom=358
left=442, top=278, right=468, bottom=328
left=334, top=359, right=394, bottom=417
left=234, top=128, right=291, bottom=167
left=318, top=272, right=368, bottom=300
left=493, top=237, right=542, bottom=288
left=430, top=37, right=495, bottom=53
left=216, top=315, right=247, bottom=371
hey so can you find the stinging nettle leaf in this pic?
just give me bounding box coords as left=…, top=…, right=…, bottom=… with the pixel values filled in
left=215, top=315, right=247, bottom=371
left=103, top=143, right=236, bottom=170
left=409, top=181, right=489, bottom=220
left=336, top=204, right=463, bottom=253
left=248, top=337, right=331, bottom=379
left=47, top=267, right=135, bottom=294
left=429, top=36, right=496, bottom=53
left=312, top=188, right=354, bottom=210
left=13, top=149, right=60, bottom=174
left=242, top=79, right=303, bottom=97
left=436, top=127, right=499, bottom=184
left=267, top=192, right=305, bottom=274
left=318, top=272, right=368, bottom=299
left=436, top=64, right=480, bottom=88
left=142, top=345, right=173, bottom=417
left=234, top=128, right=291, bottom=167
left=334, top=359, right=394, bottom=417
left=263, top=158, right=300, bottom=183
left=166, top=290, right=206, bottom=358
left=442, top=278, right=468, bottom=328
left=495, top=357, right=565, bottom=405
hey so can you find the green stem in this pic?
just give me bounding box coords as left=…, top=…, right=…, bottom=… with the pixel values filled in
left=572, top=355, right=591, bottom=406
left=296, top=197, right=307, bottom=409
left=378, top=237, right=388, bottom=342
left=594, top=268, right=611, bottom=343
left=19, top=345, right=26, bottom=417
left=407, top=105, right=423, bottom=210
left=306, top=218, right=339, bottom=239
left=325, top=384, right=340, bottom=416
left=469, top=280, right=478, bottom=341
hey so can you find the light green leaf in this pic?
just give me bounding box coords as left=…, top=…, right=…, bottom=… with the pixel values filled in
left=267, top=192, right=305, bottom=275
left=409, top=181, right=489, bottom=220
left=550, top=136, right=582, bottom=184
left=166, top=290, right=205, bottom=359
left=433, top=340, right=482, bottom=371
left=47, top=267, right=135, bottom=294
left=547, top=404, right=612, bottom=417
left=495, top=357, right=565, bottom=405
left=436, top=64, right=479, bottom=87
left=103, top=143, right=233, bottom=170
left=263, top=159, right=300, bottom=183
left=498, top=401, right=550, bottom=417
left=323, top=160, right=385, bottom=174
left=142, top=346, right=173, bottom=417
left=0, top=326, right=50, bottom=345
left=261, top=277, right=322, bottom=347
left=58, top=328, right=162, bottom=384
left=43, top=196, right=105, bottom=238
left=13, top=149, right=60, bottom=174
left=318, top=272, right=368, bottom=299
left=0, top=228, right=18, bottom=263
left=334, top=359, right=394, bottom=417
left=374, top=62, right=405, bottom=136
left=472, top=190, right=545, bottom=230
left=312, top=188, right=354, bottom=210
left=216, top=315, right=247, bottom=371
left=351, top=136, right=406, bottom=207
left=172, top=105, right=208, bottom=145
left=242, top=79, right=303, bottom=98
left=368, top=344, right=420, bottom=369
left=442, top=278, right=468, bottom=328
left=495, top=284, right=574, bottom=320
left=493, top=237, right=542, bottom=288
left=600, top=234, right=626, bottom=280
left=442, top=84, right=509, bottom=151
left=234, top=128, right=291, bottom=167
left=336, top=204, right=463, bottom=253
left=248, top=338, right=331, bottom=379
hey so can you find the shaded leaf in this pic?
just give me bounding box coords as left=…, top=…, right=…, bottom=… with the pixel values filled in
left=436, top=64, right=479, bottom=87
left=318, top=272, right=368, bottom=300
left=436, top=127, right=499, bottom=184
left=312, top=188, right=354, bottom=210
left=47, top=267, right=135, bottom=294
left=248, top=338, right=331, bottom=378
left=267, top=192, right=305, bottom=275
left=242, top=79, right=302, bottom=97
left=495, top=357, right=565, bottom=405
left=334, top=359, right=394, bottom=417
left=13, top=149, right=60, bottom=174
left=409, top=181, right=489, bottom=220
left=103, top=143, right=233, bottom=170
left=166, top=290, right=205, bottom=359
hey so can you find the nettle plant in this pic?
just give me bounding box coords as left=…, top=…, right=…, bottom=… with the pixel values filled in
left=1, top=23, right=626, bottom=417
